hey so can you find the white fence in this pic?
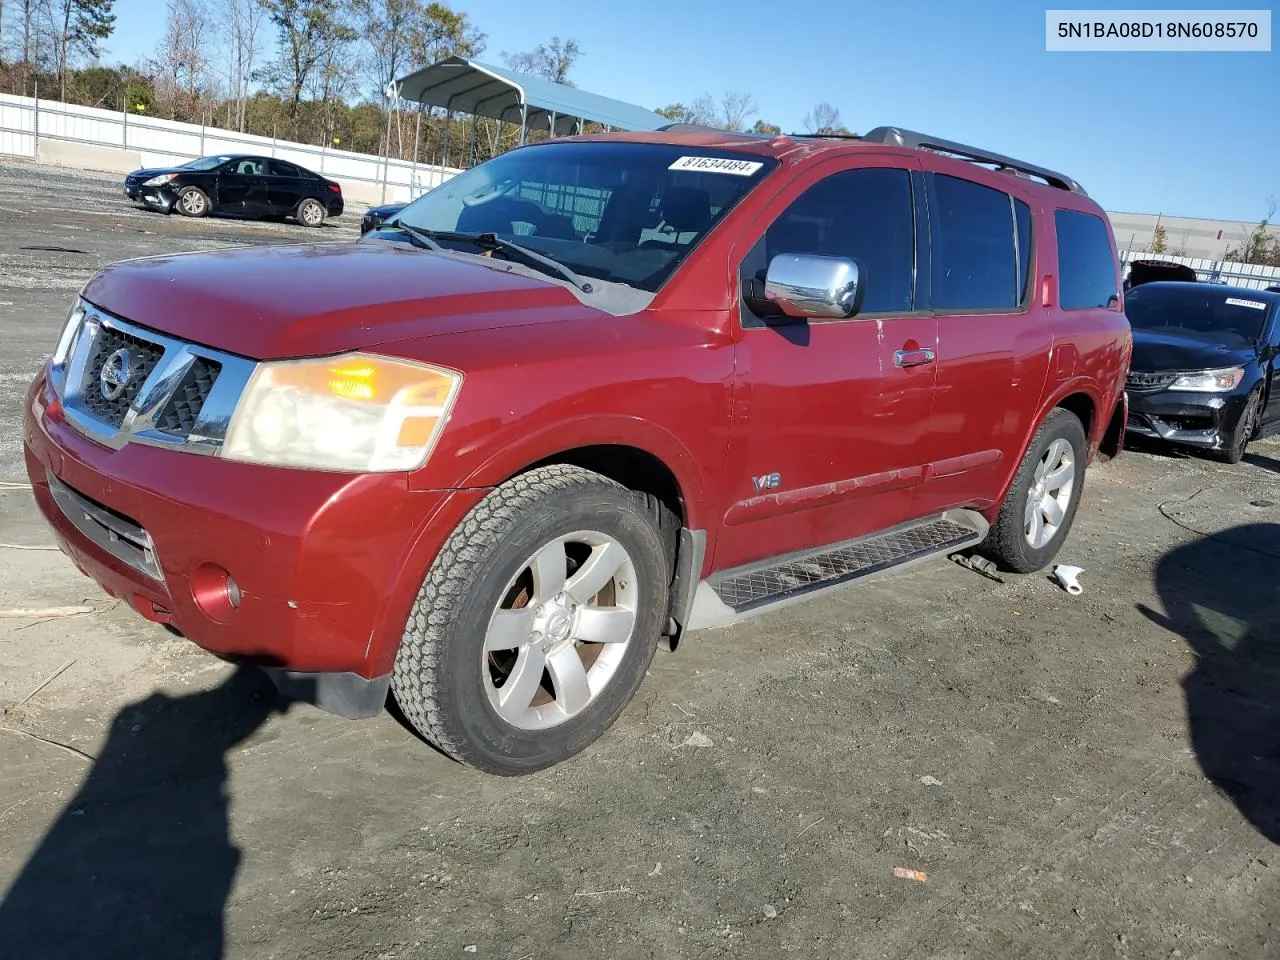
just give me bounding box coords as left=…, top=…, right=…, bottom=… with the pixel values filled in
left=1119, top=250, right=1280, bottom=291
left=0, top=92, right=461, bottom=205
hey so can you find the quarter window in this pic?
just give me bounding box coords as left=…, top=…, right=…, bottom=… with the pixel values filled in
left=740, top=167, right=916, bottom=317
left=929, top=174, right=1021, bottom=312
left=1055, top=209, right=1119, bottom=309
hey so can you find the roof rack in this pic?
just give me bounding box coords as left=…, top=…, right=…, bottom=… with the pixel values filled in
left=860, top=126, right=1086, bottom=194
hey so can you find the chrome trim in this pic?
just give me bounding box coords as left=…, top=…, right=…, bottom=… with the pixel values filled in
left=764, top=253, right=863, bottom=320
left=47, top=472, right=164, bottom=581
left=55, top=300, right=256, bottom=456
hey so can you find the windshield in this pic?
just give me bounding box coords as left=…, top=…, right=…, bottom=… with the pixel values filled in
left=182, top=155, right=233, bottom=171
left=387, top=141, right=777, bottom=292
left=1124, top=285, right=1271, bottom=344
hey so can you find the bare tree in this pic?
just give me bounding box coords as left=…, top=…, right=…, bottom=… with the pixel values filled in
left=151, top=0, right=212, bottom=120
left=802, top=101, right=843, bottom=134
left=718, top=90, right=757, bottom=131
left=220, top=0, right=266, bottom=130
left=501, top=35, right=580, bottom=84
left=263, top=0, right=357, bottom=137
left=1225, top=196, right=1280, bottom=266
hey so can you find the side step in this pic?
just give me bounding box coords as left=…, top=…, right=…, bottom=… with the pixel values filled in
left=689, top=510, right=987, bottom=628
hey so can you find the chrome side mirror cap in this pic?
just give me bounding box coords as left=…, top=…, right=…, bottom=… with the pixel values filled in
left=764, top=254, right=864, bottom=320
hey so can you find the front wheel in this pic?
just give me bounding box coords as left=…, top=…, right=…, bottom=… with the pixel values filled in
left=982, top=408, right=1087, bottom=573
left=175, top=186, right=210, bottom=217
left=1209, top=386, right=1262, bottom=464
left=391, top=465, right=672, bottom=775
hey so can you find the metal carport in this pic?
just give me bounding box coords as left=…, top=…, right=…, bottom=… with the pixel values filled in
left=394, top=56, right=667, bottom=167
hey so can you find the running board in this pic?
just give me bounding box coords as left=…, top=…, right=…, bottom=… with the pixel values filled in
left=687, top=510, right=988, bottom=629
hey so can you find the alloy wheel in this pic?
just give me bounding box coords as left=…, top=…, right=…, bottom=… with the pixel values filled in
left=1024, top=438, right=1076, bottom=549
left=482, top=530, right=639, bottom=731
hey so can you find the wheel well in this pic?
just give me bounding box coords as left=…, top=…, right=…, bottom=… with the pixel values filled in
left=525, top=445, right=686, bottom=528
left=1056, top=392, right=1095, bottom=439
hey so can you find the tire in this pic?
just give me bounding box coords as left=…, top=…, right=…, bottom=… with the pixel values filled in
left=982, top=408, right=1087, bottom=574
left=1208, top=386, right=1261, bottom=464
left=391, top=464, right=673, bottom=775
left=175, top=186, right=210, bottom=218
left=297, top=198, right=326, bottom=227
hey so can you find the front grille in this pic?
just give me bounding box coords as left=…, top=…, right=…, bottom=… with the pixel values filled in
left=47, top=473, right=163, bottom=580
left=156, top=357, right=222, bottom=435
left=1125, top=371, right=1177, bottom=394
left=79, top=327, right=165, bottom=427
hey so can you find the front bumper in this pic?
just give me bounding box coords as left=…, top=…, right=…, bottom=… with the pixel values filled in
left=1125, top=387, right=1251, bottom=449
left=136, top=185, right=178, bottom=213
left=23, top=372, right=487, bottom=716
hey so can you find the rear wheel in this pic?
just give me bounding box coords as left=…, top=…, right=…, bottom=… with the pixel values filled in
left=391, top=465, right=672, bottom=775
left=982, top=408, right=1087, bottom=573
left=297, top=198, right=326, bottom=227
left=175, top=186, right=210, bottom=218
left=1209, top=386, right=1261, bottom=464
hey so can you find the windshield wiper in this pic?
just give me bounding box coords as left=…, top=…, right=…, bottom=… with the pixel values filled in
left=421, top=230, right=594, bottom=293
left=377, top=220, right=441, bottom=252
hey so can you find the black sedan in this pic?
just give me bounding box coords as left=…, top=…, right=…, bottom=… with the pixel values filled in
left=123, top=154, right=344, bottom=227
left=1124, top=281, right=1280, bottom=463
left=360, top=202, right=406, bottom=234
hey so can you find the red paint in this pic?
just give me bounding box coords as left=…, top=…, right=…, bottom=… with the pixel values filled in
left=24, top=131, right=1131, bottom=684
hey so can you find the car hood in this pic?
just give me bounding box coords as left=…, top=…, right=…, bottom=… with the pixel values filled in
left=1129, top=328, right=1256, bottom=372
left=79, top=241, right=604, bottom=360
left=126, top=166, right=190, bottom=180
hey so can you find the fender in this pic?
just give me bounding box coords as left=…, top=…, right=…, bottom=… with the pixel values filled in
left=991, top=374, right=1105, bottom=510
left=448, top=413, right=712, bottom=534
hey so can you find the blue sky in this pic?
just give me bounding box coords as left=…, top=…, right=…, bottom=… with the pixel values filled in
left=104, top=0, right=1276, bottom=222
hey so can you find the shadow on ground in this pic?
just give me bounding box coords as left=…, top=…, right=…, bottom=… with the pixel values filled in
left=1139, top=523, right=1280, bottom=844
left=0, top=665, right=288, bottom=959
left=1244, top=450, right=1280, bottom=476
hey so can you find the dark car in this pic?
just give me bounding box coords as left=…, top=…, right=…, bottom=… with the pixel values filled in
left=123, top=154, right=344, bottom=227
left=1124, top=281, right=1280, bottom=462
left=360, top=202, right=406, bottom=234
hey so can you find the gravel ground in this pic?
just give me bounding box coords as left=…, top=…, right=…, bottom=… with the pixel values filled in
left=0, top=159, right=1277, bottom=960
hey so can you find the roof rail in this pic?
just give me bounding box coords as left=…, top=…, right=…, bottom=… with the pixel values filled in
left=655, top=122, right=768, bottom=137
left=860, top=126, right=1087, bottom=195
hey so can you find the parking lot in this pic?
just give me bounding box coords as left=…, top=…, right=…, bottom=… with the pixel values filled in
left=0, top=158, right=1277, bottom=959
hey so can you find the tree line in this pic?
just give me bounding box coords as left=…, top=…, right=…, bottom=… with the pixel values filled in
left=0, top=0, right=853, bottom=167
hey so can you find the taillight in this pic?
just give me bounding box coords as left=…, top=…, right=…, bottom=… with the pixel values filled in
left=328, top=183, right=341, bottom=194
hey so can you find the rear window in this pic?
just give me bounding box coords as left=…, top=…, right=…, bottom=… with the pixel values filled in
left=1055, top=209, right=1118, bottom=309
left=1124, top=285, right=1271, bottom=344
left=929, top=174, right=1029, bottom=312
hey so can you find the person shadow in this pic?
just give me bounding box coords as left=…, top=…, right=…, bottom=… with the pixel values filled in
left=0, top=664, right=289, bottom=959
left=1138, top=522, right=1280, bottom=844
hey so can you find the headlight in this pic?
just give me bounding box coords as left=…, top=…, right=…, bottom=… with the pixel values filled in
left=49, top=299, right=87, bottom=396
left=143, top=174, right=176, bottom=186
left=1170, top=367, right=1245, bottom=392
left=223, top=353, right=462, bottom=472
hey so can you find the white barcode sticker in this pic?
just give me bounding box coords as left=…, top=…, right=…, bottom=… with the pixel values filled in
left=668, top=156, right=764, bottom=176
left=1225, top=297, right=1267, bottom=310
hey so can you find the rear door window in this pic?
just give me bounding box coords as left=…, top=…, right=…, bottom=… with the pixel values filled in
left=928, top=174, right=1021, bottom=312
left=1055, top=209, right=1119, bottom=309
left=268, top=160, right=300, bottom=178
left=740, top=167, right=917, bottom=317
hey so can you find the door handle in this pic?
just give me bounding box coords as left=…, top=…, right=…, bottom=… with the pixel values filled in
left=894, top=347, right=936, bottom=368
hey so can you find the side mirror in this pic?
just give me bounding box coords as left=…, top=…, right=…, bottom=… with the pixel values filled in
left=764, top=253, right=864, bottom=319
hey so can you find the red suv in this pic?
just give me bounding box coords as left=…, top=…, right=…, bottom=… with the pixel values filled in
left=23, top=126, right=1131, bottom=774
